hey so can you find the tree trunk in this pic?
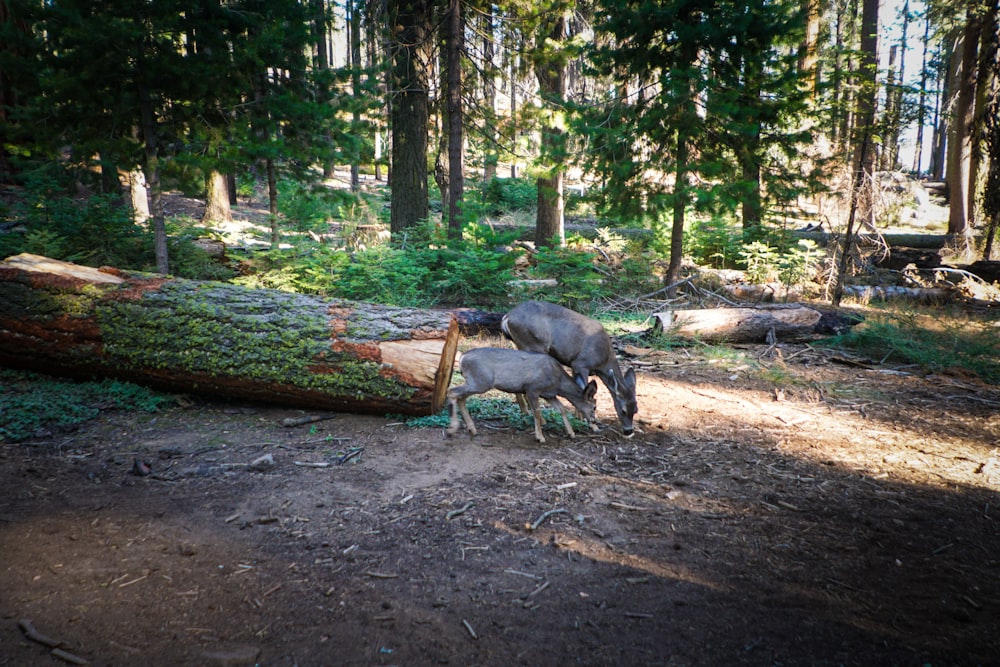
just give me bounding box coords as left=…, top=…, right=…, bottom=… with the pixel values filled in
left=129, top=169, right=150, bottom=223
left=533, top=11, right=568, bottom=248
left=446, top=0, right=464, bottom=239
left=0, top=254, right=460, bottom=415
left=833, top=0, right=878, bottom=307
left=349, top=0, right=362, bottom=191
left=138, top=78, right=168, bottom=274
left=313, top=0, right=335, bottom=180
left=881, top=45, right=900, bottom=170
left=202, top=170, right=232, bottom=224
left=946, top=9, right=980, bottom=248
left=798, top=0, right=821, bottom=95
left=482, top=9, right=498, bottom=183
left=913, top=9, right=931, bottom=173
left=388, top=0, right=432, bottom=235
left=982, top=0, right=1000, bottom=259
left=930, top=34, right=955, bottom=182
left=266, top=157, right=279, bottom=247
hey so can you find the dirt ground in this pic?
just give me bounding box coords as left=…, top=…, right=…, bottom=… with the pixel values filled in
left=1, top=336, right=999, bottom=667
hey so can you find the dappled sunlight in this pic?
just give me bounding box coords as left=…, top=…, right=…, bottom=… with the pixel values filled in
left=488, top=514, right=733, bottom=593
left=632, top=369, right=1000, bottom=493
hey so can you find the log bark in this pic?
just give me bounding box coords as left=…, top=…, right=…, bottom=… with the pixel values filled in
left=790, top=230, right=948, bottom=249
left=0, top=254, right=459, bottom=415
left=652, top=306, right=824, bottom=343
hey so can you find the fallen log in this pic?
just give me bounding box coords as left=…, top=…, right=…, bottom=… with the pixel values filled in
left=790, top=231, right=949, bottom=249
left=652, top=305, right=824, bottom=343
left=840, top=285, right=953, bottom=303
left=0, top=253, right=459, bottom=415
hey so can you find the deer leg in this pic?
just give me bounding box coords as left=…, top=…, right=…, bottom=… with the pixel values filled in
left=514, top=393, right=530, bottom=414
left=457, top=396, right=477, bottom=436
left=526, top=394, right=546, bottom=443
left=546, top=398, right=576, bottom=438
left=446, top=391, right=461, bottom=436
left=447, top=387, right=478, bottom=437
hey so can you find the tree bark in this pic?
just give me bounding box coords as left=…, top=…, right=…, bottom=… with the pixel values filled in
left=946, top=8, right=981, bottom=248
left=533, top=10, right=568, bottom=248
left=0, top=254, right=460, bottom=415
left=129, top=169, right=150, bottom=223
left=482, top=8, right=498, bottom=183
left=446, top=0, right=464, bottom=239
left=913, top=9, right=931, bottom=173
left=388, top=0, right=432, bottom=235
left=833, top=0, right=878, bottom=307
left=202, top=170, right=232, bottom=224
left=652, top=306, right=825, bottom=344
left=982, top=0, right=1000, bottom=259
left=138, top=73, right=168, bottom=274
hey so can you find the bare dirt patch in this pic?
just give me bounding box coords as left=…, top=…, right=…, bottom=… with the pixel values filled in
left=2, top=343, right=999, bottom=666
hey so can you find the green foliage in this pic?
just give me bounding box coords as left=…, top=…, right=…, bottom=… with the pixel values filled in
left=581, top=0, right=818, bottom=238
left=277, top=180, right=369, bottom=232
left=685, top=216, right=744, bottom=269
left=523, top=245, right=603, bottom=310
left=822, top=309, right=1000, bottom=384
left=5, top=177, right=148, bottom=268
left=777, top=240, right=822, bottom=288
left=736, top=237, right=824, bottom=287
left=164, top=237, right=237, bottom=281
left=400, top=396, right=591, bottom=433
left=739, top=240, right=779, bottom=283
left=335, top=246, right=436, bottom=306
left=233, top=220, right=522, bottom=308
left=481, top=177, right=538, bottom=214
left=0, top=370, right=175, bottom=443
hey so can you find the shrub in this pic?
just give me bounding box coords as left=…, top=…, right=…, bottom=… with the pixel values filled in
left=482, top=177, right=537, bottom=213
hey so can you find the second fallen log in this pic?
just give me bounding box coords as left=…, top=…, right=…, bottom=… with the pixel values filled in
left=652, top=306, right=823, bottom=343
left=0, top=253, right=459, bottom=415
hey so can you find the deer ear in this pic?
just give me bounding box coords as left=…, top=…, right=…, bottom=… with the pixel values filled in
left=623, top=367, right=636, bottom=390
left=585, top=380, right=598, bottom=399
left=575, top=374, right=588, bottom=392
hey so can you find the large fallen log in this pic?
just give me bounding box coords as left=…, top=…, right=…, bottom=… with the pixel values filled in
left=652, top=305, right=826, bottom=343
left=790, top=231, right=949, bottom=249
left=0, top=253, right=459, bottom=415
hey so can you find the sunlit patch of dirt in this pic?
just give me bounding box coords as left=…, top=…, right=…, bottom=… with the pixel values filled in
left=2, top=342, right=998, bottom=666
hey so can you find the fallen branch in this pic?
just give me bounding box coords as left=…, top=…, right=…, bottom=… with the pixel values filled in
left=526, top=508, right=567, bottom=531
left=51, top=649, right=89, bottom=666
left=19, top=619, right=89, bottom=665
left=281, top=415, right=336, bottom=427
left=18, top=619, right=63, bottom=648
left=446, top=502, right=474, bottom=521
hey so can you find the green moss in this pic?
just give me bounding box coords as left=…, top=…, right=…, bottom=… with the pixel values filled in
left=95, top=281, right=415, bottom=400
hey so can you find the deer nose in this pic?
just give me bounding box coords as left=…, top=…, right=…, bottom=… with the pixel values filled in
left=622, top=427, right=635, bottom=437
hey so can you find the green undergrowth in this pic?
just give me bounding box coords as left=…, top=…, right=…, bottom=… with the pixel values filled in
left=821, top=308, right=1000, bottom=384
left=397, top=396, right=592, bottom=433
left=0, top=370, right=177, bottom=443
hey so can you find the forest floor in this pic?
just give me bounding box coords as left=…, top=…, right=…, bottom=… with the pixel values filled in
left=3, top=182, right=999, bottom=666
left=2, top=335, right=999, bottom=666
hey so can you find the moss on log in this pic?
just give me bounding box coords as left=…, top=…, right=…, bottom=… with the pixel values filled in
left=0, top=254, right=459, bottom=415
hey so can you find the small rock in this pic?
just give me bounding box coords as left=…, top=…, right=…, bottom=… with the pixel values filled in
left=247, top=453, right=275, bottom=472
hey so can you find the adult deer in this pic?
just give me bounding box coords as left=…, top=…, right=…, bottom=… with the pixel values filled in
left=446, top=348, right=598, bottom=443
left=502, top=301, right=637, bottom=436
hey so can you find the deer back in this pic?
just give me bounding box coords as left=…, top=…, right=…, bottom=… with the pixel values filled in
left=501, top=301, right=615, bottom=376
